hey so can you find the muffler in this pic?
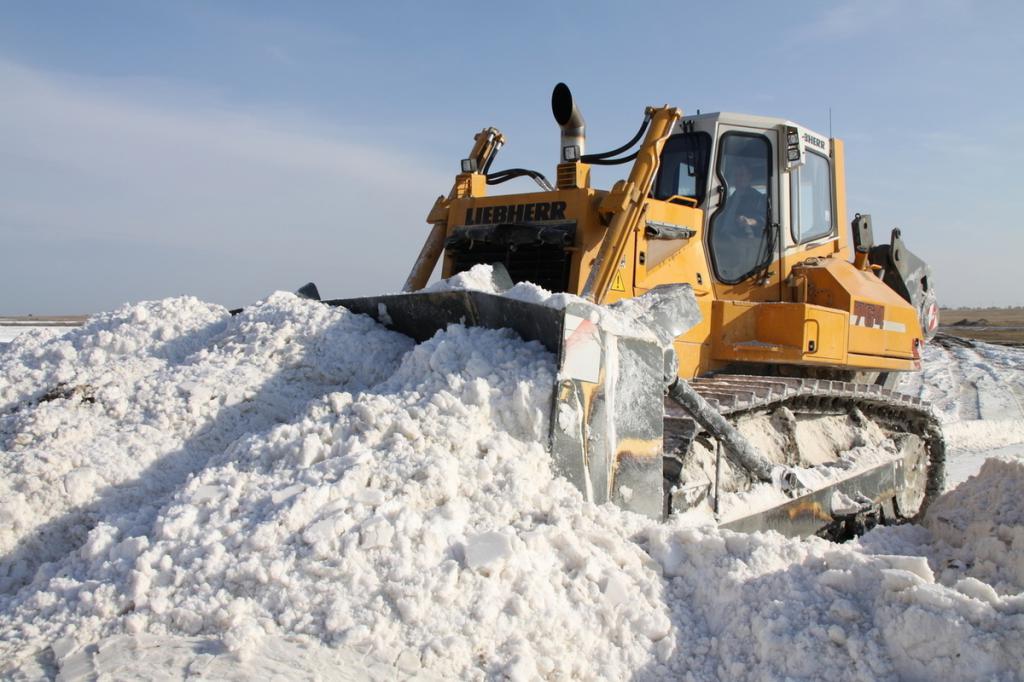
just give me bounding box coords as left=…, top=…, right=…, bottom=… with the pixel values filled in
left=551, top=82, right=586, bottom=162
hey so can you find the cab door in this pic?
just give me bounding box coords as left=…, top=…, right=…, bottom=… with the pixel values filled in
left=780, top=135, right=839, bottom=279
left=705, top=125, right=783, bottom=303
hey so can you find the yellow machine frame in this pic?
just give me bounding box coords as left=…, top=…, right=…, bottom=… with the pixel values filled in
left=405, top=104, right=925, bottom=381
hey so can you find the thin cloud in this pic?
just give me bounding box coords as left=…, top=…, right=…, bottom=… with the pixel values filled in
left=0, top=58, right=450, bottom=312
left=266, top=44, right=297, bottom=66
left=803, top=0, right=970, bottom=39
left=810, top=0, right=901, bottom=37
left=0, top=59, right=441, bottom=188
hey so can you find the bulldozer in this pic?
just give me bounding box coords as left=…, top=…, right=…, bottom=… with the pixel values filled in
left=314, top=83, right=944, bottom=539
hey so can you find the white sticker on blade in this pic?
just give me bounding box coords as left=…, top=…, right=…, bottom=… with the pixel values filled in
left=562, top=313, right=602, bottom=383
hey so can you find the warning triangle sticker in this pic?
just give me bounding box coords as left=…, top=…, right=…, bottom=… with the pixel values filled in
left=611, top=271, right=626, bottom=292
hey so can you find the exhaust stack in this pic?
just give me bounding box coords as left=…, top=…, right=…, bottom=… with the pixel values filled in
left=551, top=82, right=586, bottom=162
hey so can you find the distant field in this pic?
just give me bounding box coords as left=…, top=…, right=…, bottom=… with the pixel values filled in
left=939, top=307, right=1024, bottom=346
left=0, top=315, right=88, bottom=325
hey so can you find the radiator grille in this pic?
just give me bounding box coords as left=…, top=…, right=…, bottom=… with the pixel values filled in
left=446, top=223, right=575, bottom=292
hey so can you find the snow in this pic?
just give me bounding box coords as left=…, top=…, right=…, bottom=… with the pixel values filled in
left=945, top=442, right=1024, bottom=488
left=902, top=338, right=1024, bottom=458
left=1, top=285, right=1023, bottom=680
left=925, top=456, right=1024, bottom=589
left=0, top=325, right=66, bottom=348
left=55, top=632, right=439, bottom=681
left=903, top=339, right=1024, bottom=423
left=422, top=263, right=657, bottom=338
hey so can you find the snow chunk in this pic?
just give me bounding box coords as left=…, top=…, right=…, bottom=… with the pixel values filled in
left=359, top=517, right=395, bottom=549
left=463, top=531, right=513, bottom=574
left=422, top=263, right=504, bottom=293
left=955, top=576, right=1000, bottom=605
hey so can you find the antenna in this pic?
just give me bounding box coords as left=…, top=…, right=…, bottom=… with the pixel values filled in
left=828, top=107, right=833, bottom=138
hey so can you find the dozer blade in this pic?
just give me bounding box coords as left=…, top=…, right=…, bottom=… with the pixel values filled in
left=325, top=286, right=701, bottom=519
left=324, top=286, right=943, bottom=535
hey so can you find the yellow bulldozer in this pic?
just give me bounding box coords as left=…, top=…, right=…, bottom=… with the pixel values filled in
left=317, top=83, right=944, bottom=539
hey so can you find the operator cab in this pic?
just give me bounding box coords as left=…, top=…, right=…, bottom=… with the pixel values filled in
left=655, top=113, right=838, bottom=293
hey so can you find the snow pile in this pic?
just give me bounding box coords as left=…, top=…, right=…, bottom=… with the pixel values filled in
left=0, top=295, right=412, bottom=596
left=903, top=339, right=1024, bottom=455
left=55, top=632, right=441, bottom=681
left=0, top=325, right=63, bottom=347
left=423, top=263, right=583, bottom=312
left=908, top=340, right=1024, bottom=424
left=422, top=264, right=508, bottom=295
left=0, top=292, right=678, bottom=679
left=899, top=338, right=1024, bottom=486
left=645, top=515, right=1024, bottom=681
left=1, top=286, right=1023, bottom=679
left=423, top=263, right=697, bottom=347
left=924, top=458, right=1024, bottom=594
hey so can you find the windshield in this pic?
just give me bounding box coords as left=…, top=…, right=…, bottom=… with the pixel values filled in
left=653, top=132, right=712, bottom=205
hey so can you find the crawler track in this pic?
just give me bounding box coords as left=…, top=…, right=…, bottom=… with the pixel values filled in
left=664, top=375, right=947, bottom=530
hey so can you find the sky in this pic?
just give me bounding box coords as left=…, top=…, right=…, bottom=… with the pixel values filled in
left=2, top=0, right=1022, bottom=314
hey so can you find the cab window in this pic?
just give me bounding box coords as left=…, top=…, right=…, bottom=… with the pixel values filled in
left=654, top=132, right=711, bottom=205
left=708, top=133, right=772, bottom=283
left=790, top=151, right=833, bottom=243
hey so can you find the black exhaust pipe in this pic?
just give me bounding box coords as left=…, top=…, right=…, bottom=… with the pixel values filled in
left=551, top=82, right=586, bottom=162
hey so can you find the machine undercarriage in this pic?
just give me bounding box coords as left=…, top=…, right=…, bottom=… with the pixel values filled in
left=667, top=375, right=944, bottom=538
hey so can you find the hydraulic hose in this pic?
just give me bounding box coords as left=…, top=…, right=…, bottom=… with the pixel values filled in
left=581, top=115, right=651, bottom=163
left=583, top=150, right=640, bottom=166
left=486, top=168, right=555, bottom=192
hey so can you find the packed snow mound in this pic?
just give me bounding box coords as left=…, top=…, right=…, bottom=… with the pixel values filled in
left=645, top=521, right=1023, bottom=681
left=922, top=458, right=1024, bottom=594
left=0, top=294, right=413, bottom=596
left=1, top=292, right=1023, bottom=680
left=55, top=632, right=441, bottom=681
left=899, top=338, right=1024, bottom=489
left=2, top=293, right=676, bottom=679
left=903, top=339, right=1024, bottom=424
left=930, top=458, right=1024, bottom=531
left=421, top=263, right=577, bottom=309
left=901, top=339, right=1024, bottom=459
left=421, top=263, right=699, bottom=344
